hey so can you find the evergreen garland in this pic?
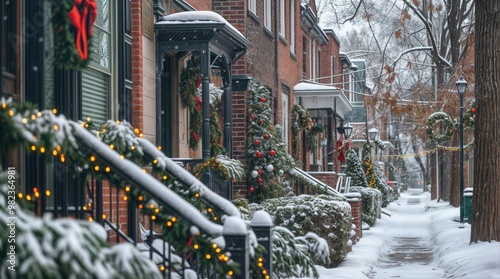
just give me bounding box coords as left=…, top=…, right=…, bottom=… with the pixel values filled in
left=463, top=100, right=476, bottom=130
left=426, top=112, right=455, bottom=143
left=246, top=81, right=295, bottom=203
left=0, top=98, right=265, bottom=278
left=179, top=63, right=202, bottom=150
left=291, top=103, right=312, bottom=158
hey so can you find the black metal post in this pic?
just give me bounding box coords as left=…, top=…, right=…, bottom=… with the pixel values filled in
left=327, top=110, right=333, bottom=171
left=251, top=211, right=273, bottom=276
left=459, top=93, right=464, bottom=223
left=223, top=219, right=249, bottom=279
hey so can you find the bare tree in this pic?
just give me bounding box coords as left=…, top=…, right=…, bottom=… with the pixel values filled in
left=318, top=0, right=474, bottom=202
left=471, top=0, right=500, bottom=242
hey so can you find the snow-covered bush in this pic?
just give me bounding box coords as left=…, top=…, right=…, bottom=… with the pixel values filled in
left=349, top=186, right=382, bottom=226
left=251, top=194, right=352, bottom=267
left=0, top=176, right=161, bottom=279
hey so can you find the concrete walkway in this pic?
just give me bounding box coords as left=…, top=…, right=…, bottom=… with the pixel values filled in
left=369, top=194, right=447, bottom=279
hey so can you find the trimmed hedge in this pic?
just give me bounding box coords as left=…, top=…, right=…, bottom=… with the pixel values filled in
left=349, top=186, right=382, bottom=226
left=250, top=194, right=352, bottom=267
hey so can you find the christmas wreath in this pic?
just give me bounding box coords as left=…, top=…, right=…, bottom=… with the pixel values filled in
left=50, top=0, right=97, bottom=70
left=463, top=101, right=476, bottom=130
left=426, top=112, right=455, bottom=143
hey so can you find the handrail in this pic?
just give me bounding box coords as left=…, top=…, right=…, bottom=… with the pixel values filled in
left=137, top=137, right=242, bottom=218
left=71, top=123, right=224, bottom=237
left=289, top=167, right=345, bottom=200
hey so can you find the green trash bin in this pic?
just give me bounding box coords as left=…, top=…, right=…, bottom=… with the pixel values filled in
left=463, top=188, right=473, bottom=224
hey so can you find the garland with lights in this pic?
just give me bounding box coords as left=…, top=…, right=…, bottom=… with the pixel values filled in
left=49, top=0, right=97, bottom=70
left=426, top=112, right=455, bottom=143
left=0, top=98, right=273, bottom=278
left=246, top=81, right=296, bottom=203
left=291, top=103, right=312, bottom=158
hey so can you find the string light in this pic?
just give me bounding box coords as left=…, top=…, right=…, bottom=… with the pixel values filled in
left=159, top=266, right=165, bottom=272
left=8, top=110, right=14, bottom=116
left=53, top=124, right=59, bottom=131
left=26, top=195, right=32, bottom=201
left=90, top=155, right=96, bottom=162
left=228, top=270, right=234, bottom=276
left=125, top=186, right=130, bottom=192
left=162, top=175, right=168, bottom=180
left=22, top=118, right=28, bottom=124
left=102, top=214, right=107, bottom=219
left=193, top=244, right=199, bottom=250
left=52, top=108, right=57, bottom=114
left=18, top=193, right=23, bottom=199
left=123, top=196, right=128, bottom=201
left=151, top=215, right=156, bottom=221
left=31, top=145, right=36, bottom=151
left=40, top=147, right=46, bottom=153
left=1, top=103, right=6, bottom=110
left=205, top=254, right=211, bottom=260
left=94, top=165, right=100, bottom=172
left=105, top=167, right=110, bottom=172
left=45, top=190, right=50, bottom=196
left=37, top=112, right=42, bottom=117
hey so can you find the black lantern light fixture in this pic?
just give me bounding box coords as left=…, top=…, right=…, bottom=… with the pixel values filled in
left=368, top=127, right=379, bottom=141
left=343, top=123, right=353, bottom=139
left=232, top=74, right=252, bottom=91
left=456, top=76, right=468, bottom=224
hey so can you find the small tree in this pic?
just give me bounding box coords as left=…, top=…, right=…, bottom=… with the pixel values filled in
left=246, top=81, right=295, bottom=203
left=345, top=149, right=368, bottom=187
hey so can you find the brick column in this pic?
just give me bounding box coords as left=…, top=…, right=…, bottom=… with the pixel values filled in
left=344, top=192, right=362, bottom=244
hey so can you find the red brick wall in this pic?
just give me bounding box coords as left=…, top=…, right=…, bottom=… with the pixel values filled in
left=188, top=0, right=212, bottom=11
left=231, top=90, right=248, bottom=197
left=344, top=193, right=362, bottom=244
left=309, top=172, right=339, bottom=188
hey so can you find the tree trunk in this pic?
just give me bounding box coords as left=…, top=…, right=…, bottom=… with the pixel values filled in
left=471, top=0, right=500, bottom=242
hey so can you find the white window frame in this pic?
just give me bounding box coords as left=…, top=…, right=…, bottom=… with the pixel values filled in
left=290, top=0, right=295, bottom=53
left=249, top=0, right=256, bottom=15
left=330, top=55, right=334, bottom=84
left=264, top=0, right=272, bottom=31
left=282, top=93, right=289, bottom=146
left=280, top=0, right=285, bottom=36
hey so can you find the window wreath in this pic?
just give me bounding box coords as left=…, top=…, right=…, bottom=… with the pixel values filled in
left=50, top=0, right=98, bottom=70
left=426, top=112, right=455, bottom=143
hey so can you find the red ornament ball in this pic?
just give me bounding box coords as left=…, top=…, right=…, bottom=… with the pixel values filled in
left=263, top=133, right=269, bottom=139
left=254, top=139, right=261, bottom=145
left=471, top=108, right=476, bottom=113
left=257, top=169, right=263, bottom=175
left=257, top=178, right=263, bottom=183
left=251, top=114, right=256, bottom=120
left=250, top=187, right=255, bottom=193
left=256, top=151, right=262, bottom=158
left=269, top=150, right=276, bottom=156
left=261, top=97, right=267, bottom=103
left=259, top=119, right=263, bottom=123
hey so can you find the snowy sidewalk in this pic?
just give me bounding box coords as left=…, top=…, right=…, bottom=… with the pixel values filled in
left=370, top=195, right=446, bottom=278
left=297, top=191, right=500, bottom=279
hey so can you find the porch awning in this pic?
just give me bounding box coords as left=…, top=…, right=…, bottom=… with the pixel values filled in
left=155, top=11, right=249, bottom=61
left=293, top=82, right=353, bottom=119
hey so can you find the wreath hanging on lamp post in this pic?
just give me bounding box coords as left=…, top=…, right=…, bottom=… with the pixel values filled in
left=426, top=112, right=455, bottom=143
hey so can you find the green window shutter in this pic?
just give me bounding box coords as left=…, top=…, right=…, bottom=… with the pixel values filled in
left=82, top=69, right=109, bottom=124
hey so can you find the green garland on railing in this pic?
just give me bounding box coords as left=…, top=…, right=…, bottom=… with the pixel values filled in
left=0, top=99, right=245, bottom=278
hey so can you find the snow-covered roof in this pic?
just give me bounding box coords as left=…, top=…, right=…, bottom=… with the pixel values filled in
left=159, top=11, right=245, bottom=39
left=294, top=82, right=353, bottom=117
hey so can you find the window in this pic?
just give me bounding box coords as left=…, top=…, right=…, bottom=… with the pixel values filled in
left=330, top=55, right=335, bottom=84
left=290, top=0, right=295, bottom=53
left=280, top=0, right=285, bottom=36
left=1, top=0, right=17, bottom=100
left=302, top=36, right=307, bottom=78
left=264, top=0, right=272, bottom=30
left=249, top=0, right=256, bottom=15
left=281, top=93, right=289, bottom=146
left=82, top=0, right=112, bottom=124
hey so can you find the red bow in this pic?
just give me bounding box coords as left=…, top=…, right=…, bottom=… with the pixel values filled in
left=67, top=0, right=98, bottom=60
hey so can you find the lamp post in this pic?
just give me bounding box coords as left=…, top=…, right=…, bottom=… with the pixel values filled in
left=368, top=127, right=379, bottom=159
left=456, top=76, right=468, bottom=223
